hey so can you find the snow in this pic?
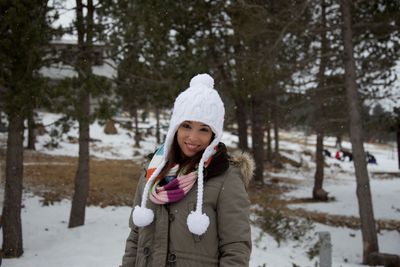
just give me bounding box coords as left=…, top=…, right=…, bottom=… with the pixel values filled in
left=286, top=179, right=400, bottom=221
left=39, top=59, right=117, bottom=80
left=2, top=195, right=130, bottom=267
left=1, top=111, right=400, bottom=267
left=33, top=111, right=159, bottom=160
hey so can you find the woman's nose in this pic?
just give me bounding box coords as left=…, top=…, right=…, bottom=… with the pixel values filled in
left=187, top=130, right=198, bottom=141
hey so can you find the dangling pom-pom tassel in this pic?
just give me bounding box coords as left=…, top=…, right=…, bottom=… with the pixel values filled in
left=187, top=211, right=210, bottom=235
left=132, top=205, right=154, bottom=227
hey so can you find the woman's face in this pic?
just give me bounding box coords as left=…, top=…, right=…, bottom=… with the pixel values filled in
left=177, top=120, right=213, bottom=158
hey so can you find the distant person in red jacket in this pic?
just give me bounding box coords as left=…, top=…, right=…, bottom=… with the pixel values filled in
left=335, top=150, right=343, bottom=161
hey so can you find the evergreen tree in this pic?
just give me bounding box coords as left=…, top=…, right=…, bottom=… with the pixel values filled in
left=340, top=0, right=400, bottom=264
left=49, top=0, right=113, bottom=228
left=106, top=0, right=183, bottom=145
left=226, top=0, right=312, bottom=181
left=0, top=0, right=52, bottom=257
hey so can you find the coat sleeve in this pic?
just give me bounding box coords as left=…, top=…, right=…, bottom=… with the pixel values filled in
left=217, top=167, right=252, bottom=267
left=121, top=171, right=146, bottom=267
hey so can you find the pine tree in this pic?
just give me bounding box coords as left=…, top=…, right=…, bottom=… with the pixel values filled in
left=225, top=0, right=312, bottom=180
left=312, top=0, right=330, bottom=201
left=0, top=0, right=52, bottom=257
left=59, top=0, right=113, bottom=228
left=106, top=0, right=183, bottom=146
left=340, top=0, right=400, bottom=264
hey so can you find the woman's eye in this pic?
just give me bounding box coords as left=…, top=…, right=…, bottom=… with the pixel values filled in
left=181, top=123, right=191, bottom=129
left=200, top=128, right=210, bottom=132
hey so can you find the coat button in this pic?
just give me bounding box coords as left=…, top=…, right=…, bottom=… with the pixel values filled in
left=169, top=214, right=175, bottom=222
left=167, top=253, right=176, bottom=263
left=143, top=247, right=150, bottom=257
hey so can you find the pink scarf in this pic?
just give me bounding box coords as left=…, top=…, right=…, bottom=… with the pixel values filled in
left=149, top=164, right=197, bottom=204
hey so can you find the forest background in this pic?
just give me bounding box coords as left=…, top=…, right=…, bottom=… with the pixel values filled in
left=0, top=0, right=400, bottom=266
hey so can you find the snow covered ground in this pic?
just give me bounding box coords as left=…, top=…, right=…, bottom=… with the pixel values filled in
left=1, top=111, right=399, bottom=267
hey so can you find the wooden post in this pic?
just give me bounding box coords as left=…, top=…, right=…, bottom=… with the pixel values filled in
left=318, top=231, right=332, bottom=267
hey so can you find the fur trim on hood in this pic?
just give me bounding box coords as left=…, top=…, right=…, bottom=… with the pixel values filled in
left=230, top=152, right=255, bottom=188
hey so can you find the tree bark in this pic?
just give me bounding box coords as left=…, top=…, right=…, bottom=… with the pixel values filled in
left=273, top=109, right=279, bottom=155
left=155, top=107, right=161, bottom=144
left=235, top=97, right=249, bottom=151
left=313, top=0, right=328, bottom=201
left=266, top=109, right=272, bottom=162
left=335, top=134, right=342, bottom=150
left=251, top=94, right=265, bottom=183
left=130, top=106, right=140, bottom=148
left=2, top=113, right=24, bottom=257
left=397, top=121, right=400, bottom=170
left=69, top=94, right=90, bottom=228
left=68, top=0, right=94, bottom=228
left=341, top=0, right=379, bottom=263
left=368, top=252, right=400, bottom=267
left=272, top=100, right=280, bottom=166
left=313, top=132, right=328, bottom=200
left=27, top=110, right=36, bottom=150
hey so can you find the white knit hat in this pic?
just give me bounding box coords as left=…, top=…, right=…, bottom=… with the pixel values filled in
left=132, top=73, right=225, bottom=235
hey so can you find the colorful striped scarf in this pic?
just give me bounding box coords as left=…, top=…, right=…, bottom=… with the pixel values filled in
left=146, top=145, right=212, bottom=205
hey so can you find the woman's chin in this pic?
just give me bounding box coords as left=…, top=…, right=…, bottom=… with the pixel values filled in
left=182, top=150, right=197, bottom=158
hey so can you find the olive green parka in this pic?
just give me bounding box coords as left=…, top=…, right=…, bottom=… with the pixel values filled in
left=121, top=149, right=253, bottom=267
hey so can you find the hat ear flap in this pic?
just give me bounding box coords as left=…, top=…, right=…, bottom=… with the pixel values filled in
left=132, top=158, right=167, bottom=227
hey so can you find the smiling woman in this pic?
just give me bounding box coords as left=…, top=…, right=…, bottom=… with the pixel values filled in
left=177, top=121, right=213, bottom=158
left=120, top=73, right=253, bottom=267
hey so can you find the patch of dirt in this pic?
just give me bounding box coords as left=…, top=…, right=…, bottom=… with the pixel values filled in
left=285, top=208, right=400, bottom=231
left=0, top=149, right=143, bottom=207
left=371, top=172, right=400, bottom=179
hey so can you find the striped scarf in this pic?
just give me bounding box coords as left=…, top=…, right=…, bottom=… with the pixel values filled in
left=146, top=145, right=212, bottom=205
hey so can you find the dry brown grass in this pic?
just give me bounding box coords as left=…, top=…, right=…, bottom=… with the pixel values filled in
left=0, top=149, right=143, bottom=207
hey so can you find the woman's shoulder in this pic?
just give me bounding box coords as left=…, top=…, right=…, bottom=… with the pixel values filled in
left=224, top=151, right=255, bottom=188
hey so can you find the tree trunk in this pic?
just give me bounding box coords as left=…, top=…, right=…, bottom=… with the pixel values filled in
left=211, top=45, right=249, bottom=152
left=266, top=111, right=272, bottom=162
left=155, top=107, right=161, bottom=144
left=313, top=132, right=328, bottom=200
left=69, top=93, right=90, bottom=228
left=130, top=106, right=140, bottom=148
left=235, top=97, right=249, bottom=151
left=313, top=0, right=328, bottom=201
left=368, top=252, right=400, bottom=267
left=341, top=0, right=379, bottom=263
left=68, top=0, right=93, bottom=228
left=273, top=111, right=279, bottom=155
left=27, top=110, right=36, bottom=150
left=2, top=113, right=24, bottom=257
left=251, top=95, right=265, bottom=183
left=272, top=102, right=280, bottom=166
left=335, top=134, right=342, bottom=150
left=397, top=122, right=400, bottom=170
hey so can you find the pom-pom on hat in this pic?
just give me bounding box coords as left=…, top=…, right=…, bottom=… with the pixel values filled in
left=132, top=73, right=225, bottom=235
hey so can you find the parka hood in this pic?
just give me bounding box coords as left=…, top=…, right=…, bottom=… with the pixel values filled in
left=230, top=152, right=255, bottom=188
